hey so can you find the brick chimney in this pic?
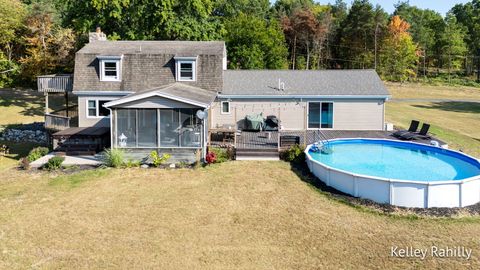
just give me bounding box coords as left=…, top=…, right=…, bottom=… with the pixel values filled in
left=89, top=27, right=107, bottom=43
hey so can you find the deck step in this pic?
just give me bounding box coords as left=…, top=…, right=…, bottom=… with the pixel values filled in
left=235, top=148, right=279, bottom=161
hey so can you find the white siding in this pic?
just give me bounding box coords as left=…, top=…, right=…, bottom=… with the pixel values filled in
left=211, top=98, right=385, bottom=131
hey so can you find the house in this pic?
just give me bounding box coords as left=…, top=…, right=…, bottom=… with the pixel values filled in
left=37, top=30, right=390, bottom=162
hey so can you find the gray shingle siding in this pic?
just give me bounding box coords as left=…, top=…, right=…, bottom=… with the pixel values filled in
left=73, top=41, right=224, bottom=93
left=222, top=70, right=389, bottom=96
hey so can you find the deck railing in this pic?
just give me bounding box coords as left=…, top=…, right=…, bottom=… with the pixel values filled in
left=45, top=114, right=70, bottom=130
left=37, top=74, right=73, bottom=93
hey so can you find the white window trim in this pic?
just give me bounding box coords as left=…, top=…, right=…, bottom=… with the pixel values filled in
left=220, top=101, right=231, bottom=115
left=86, top=98, right=116, bottom=119
left=307, top=101, right=334, bottom=130
left=175, top=57, right=197, bottom=82
left=97, top=55, right=123, bottom=82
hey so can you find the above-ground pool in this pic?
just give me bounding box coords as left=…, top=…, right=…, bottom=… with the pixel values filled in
left=305, top=139, right=480, bottom=208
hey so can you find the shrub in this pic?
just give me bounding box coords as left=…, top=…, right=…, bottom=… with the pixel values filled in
left=205, top=152, right=216, bottom=164
left=209, top=147, right=229, bottom=163
left=150, top=151, right=171, bottom=167
left=103, top=148, right=125, bottom=168
left=26, top=147, right=49, bottom=162
left=281, top=144, right=305, bottom=163
left=43, top=156, right=65, bottom=171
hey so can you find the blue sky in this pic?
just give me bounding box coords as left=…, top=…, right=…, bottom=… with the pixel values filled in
left=272, top=1, right=471, bottom=16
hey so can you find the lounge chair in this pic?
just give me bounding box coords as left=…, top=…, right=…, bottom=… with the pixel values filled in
left=392, top=120, right=419, bottom=138
left=400, top=123, right=431, bottom=140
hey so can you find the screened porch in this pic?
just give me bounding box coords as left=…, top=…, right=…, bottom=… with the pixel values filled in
left=112, top=108, right=203, bottom=149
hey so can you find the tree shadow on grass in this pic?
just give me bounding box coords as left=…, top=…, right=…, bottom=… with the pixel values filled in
left=411, top=102, right=480, bottom=114
left=0, top=89, right=69, bottom=118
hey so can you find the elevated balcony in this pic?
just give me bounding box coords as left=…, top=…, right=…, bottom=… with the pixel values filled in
left=37, top=74, right=76, bottom=130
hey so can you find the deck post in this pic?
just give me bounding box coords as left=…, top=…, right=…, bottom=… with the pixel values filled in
left=65, top=92, right=69, bottom=117
left=45, top=92, right=49, bottom=114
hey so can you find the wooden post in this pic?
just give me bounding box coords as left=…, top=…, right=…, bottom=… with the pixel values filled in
left=45, top=92, right=49, bottom=114
left=65, top=92, right=69, bottom=117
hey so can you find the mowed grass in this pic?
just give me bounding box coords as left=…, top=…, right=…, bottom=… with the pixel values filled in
left=385, top=83, right=480, bottom=158
left=0, top=162, right=479, bottom=269
left=386, top=82, right=480, bottom=100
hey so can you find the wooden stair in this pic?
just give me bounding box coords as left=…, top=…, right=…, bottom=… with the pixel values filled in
left=235, top=148, right=279, bottom=161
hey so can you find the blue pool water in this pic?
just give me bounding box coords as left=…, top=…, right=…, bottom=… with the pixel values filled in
left=308, top=139, right=480, bottom=181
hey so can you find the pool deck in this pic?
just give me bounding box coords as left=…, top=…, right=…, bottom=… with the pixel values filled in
left=234, top=130, right=447, bottom=150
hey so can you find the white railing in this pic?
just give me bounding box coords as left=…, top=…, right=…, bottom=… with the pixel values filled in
left=37, top=74, right=73, bottom=93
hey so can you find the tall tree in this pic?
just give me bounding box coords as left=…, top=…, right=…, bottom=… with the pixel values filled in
left=273, top=0, right=314, bottom=17
left=450, top=0, right=480, bottom=54
left=378, top=15, right=418, bottom=81
left=281, top=8, right=331, bottom=69
left=214, top=0, right=270, bottom=18
left=0, top=0, right=26, bottom=86
left=62, top=0, right=175, bottom=40
left=20, top=2, right=75, bottom=84
left=225, top=13, right=288, bottom=69
left=439, top=14, right=468, bottom=71
left=337, top=0, right=387, bottom=69
left=393, top=2, right=444, bottom=74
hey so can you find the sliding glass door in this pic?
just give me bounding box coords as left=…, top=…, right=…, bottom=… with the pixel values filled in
left=308, top=102, right=334, bottom=129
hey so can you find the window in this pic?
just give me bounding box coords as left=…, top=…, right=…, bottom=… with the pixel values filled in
left=98, top=56, right=122, bottom=81
left=86, top=100, right=111, bottom=118
left=175, top=57, right=197, bottom=81
left=221, top=101, right=230, bottom=114
left=308, top=102, right=333, bottom=129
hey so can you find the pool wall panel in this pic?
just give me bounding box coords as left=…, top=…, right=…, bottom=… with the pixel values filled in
left=391, top=183, right=427, bottom=208
left=329, top=170, right=354, bottom=194
left=428, top=184, right=460, bottom=208
left=461, top=180, right=480, bottom=207
left=356, top=177, right=389, bottom=204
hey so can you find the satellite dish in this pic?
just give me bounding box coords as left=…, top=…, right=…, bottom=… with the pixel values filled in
left=196, top=109, right=206, bottom=120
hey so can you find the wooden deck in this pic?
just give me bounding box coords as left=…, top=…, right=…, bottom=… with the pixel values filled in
left=234, top=130, right=446, bottom=150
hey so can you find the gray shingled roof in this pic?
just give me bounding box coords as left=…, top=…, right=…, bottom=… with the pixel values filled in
left=104, top=83, right=217, bottom=108
left=77, top=41, right=225, bottom=55
left=222, top=70, right=389, bottom=96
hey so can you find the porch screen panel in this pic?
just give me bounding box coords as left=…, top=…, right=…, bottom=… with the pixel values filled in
left=138, top=109, right=157, bottom=147
left=160, top=109, right=180, bottom=147
left=180, top=109, right=201, bottom=147
left=116, top=109, right=136, bottom=147
left=308, top=102, right=321, bottom=129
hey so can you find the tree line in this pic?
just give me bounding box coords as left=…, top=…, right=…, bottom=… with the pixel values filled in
left=1, top=0, right=480, bottom=88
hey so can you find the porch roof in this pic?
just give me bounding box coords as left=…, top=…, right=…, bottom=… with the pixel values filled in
left=103, top=83, right=217, bottom=108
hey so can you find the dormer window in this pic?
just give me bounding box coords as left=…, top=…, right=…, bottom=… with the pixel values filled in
left=174, top=56, right=197, bottom=81
left=97, top=55, right=122, bottom=82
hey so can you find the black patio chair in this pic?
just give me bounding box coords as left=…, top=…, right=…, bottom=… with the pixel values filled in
left=400, top=123, right=431, bottom=140
left=392, top=120, right=419, bottom=138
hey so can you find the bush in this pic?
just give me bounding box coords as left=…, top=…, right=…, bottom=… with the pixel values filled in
left=103, top=148, right=125, bottom=168
left=43, top=156, right=65, bottom=171
left=124, top=159, right=141, bottom=168
left=26, top=147, right=49, bottom=162
left=281, top=144, right=305, bottom=163
left=205, top=151, right=216, bottom=164
left=150, top=151, right=171, bottom=167
left=209, top=147, right=229, bottom=163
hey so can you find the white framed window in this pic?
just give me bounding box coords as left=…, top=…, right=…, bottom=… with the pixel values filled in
left=221, top=101, right=230, bottom=114
left=86, top=99, right=112, bottom=118
left=174, top=57, right=197, bottom=81
left=98, top=56, right=122, bottom=82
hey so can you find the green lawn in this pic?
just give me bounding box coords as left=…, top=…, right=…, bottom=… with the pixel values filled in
left=0, top=162, right=479, bottom=269
left=385, top=83, right=480, bottom=158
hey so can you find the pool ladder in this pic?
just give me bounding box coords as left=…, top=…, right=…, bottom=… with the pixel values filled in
left=316, top=130, right=333, bottom=154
